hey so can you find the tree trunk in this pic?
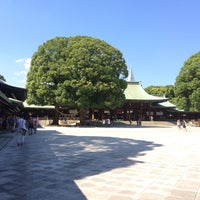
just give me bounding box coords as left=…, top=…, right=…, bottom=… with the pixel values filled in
left=52, top=105, right=59, bottom=125
left=79, top=109, right=85, bottom=125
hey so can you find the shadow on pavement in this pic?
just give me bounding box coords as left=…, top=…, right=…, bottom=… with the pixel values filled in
left=0, top=129, right=162, bottom=200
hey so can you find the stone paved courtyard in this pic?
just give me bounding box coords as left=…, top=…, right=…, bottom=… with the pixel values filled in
left=0, top=125, right=200, bottom=200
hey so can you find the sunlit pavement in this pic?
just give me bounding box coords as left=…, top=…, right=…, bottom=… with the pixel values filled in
left=0, top=125, right=200, bottom=200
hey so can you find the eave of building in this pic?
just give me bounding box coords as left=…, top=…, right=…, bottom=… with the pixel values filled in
left=9, top=98, right=24, bottom=108
left=0, top=80, right=27, bottom=101
left=23, top=102, right=55, bottom=109
left=151, top=101, right=176, bottom=109
left=0, top=94, right=23, bottom=113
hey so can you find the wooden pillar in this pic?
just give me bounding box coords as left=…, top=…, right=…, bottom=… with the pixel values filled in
left=91, top=109, right=95, bottom=120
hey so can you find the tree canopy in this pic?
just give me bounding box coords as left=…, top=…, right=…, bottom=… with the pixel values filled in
left=145, top=85, right=175, bottom=100
left=26, top=36, right=128, bottom=122
left=174, top=51, right=200, bottom=112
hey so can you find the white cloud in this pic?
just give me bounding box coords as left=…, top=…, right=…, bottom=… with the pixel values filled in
left=15, top=57, right=31, bottom=70
left=24, top=58, right=31, bottom=70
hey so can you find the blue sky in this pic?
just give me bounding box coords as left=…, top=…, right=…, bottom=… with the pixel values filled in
left=0, top=0, right=200, bottom=88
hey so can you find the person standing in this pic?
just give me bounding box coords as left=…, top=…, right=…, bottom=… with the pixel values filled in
left=33, top=117, right=38, bottom=134
left=177, top=119, right=181, bottom=130
left=16, top=116, right=27, bottom=146
left=107, top=118, right=111, bottom=127
left=28, top=117, right=34, bottom=135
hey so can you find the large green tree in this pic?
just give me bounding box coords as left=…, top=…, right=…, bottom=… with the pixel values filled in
left=174, top=51, right=200, bottom=111
left=26, top=36, right=128, bottom=124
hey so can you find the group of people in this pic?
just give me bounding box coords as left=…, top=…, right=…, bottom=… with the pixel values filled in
left=0, top=115, right=18, bottom=131
left=16, top=116, right=38, bottom=147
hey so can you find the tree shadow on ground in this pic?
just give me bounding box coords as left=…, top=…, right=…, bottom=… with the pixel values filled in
left=1, top=129, right=162, bottom=200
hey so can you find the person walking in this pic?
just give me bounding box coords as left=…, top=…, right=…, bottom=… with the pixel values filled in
left=16, top=116, right=27, bottom=146
left=182, top=120, right=188, bottom=132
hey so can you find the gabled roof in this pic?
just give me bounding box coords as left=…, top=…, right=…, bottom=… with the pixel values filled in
left=124, top=82, right=168, bottom=103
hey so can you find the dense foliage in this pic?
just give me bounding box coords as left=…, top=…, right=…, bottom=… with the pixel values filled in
left=26, top=36, right=128, bottom=123
left=174, top=51, right=200, bottom=111
left=145, top=85, right=175, bottom=102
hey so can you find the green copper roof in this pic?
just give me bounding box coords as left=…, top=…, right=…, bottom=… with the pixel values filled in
left=124, top=82, right=168, bottom=102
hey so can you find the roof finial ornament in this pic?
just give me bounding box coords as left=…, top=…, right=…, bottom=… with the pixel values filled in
left=128, top=65, right=135, bottom=82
